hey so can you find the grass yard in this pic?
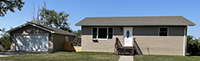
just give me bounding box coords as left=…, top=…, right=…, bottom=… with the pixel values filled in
left=134, top=55, right=200, bottom=61
left=0, top=52, right=119, bottom=61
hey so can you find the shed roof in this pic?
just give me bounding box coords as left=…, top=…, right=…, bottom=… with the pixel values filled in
left=76, top=16, right=195, bottom=26
left=7, top=22, right=76, bottom=36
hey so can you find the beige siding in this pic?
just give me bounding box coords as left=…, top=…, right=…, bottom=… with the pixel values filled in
left=53, top=34, right=65, bottom=52
left=81, top=26, right=186, bottom=55
left=53, top=35, right=75, bottom=52
left=81, top=26, right=124, bottom=52
left=133, top=26, right=185, bottom=55
left=134, top=36, right=183, bottom=55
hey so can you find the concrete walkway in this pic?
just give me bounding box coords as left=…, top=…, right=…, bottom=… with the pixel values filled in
left=118, top=56, right=134, bottom=61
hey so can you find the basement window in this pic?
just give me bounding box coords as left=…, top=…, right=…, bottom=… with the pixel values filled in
left=92, top=27, right=113, bottom=40
left=159, top=28, right=168, bottom=36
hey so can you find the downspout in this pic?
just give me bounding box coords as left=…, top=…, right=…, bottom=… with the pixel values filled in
left=183, top=25, right=188, bottom=56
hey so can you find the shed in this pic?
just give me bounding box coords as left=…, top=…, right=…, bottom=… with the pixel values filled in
left=7, top=22, right=76, bottom=52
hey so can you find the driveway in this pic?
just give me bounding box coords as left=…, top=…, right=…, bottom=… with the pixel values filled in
left=0, top=51, right=42, bottom=57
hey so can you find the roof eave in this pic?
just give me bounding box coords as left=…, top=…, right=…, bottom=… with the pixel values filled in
left=7, top=23, right=29, bottom=33
left=52, top=33, right=76, bottom=36
left=31, top=24, right=55, bottom=33
left=77, top=24, right=194, bottom=26
left=7, top=22, right=55, bottom=33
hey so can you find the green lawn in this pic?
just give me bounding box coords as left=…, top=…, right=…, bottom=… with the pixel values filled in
left=134, top=55, right=200, bottom=61
left=0, top=52, right=119, bottom=61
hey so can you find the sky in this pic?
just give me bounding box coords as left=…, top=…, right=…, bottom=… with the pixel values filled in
left=0, top=0, right=200, bottom=38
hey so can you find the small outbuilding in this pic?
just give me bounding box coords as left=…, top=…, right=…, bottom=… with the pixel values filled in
left=7, top=22, right=76, bottom=52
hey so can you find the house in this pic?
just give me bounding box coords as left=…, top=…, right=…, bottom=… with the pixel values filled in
left=7, top=22, right=76, bottom=52
left=75, top=16, right=195, bottom=56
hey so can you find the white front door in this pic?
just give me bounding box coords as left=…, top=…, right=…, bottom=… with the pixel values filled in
left=123, top=27, right=133, bottom=46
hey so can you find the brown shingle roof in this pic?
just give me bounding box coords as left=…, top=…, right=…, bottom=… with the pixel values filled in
left=76, top=16, right=195, bottom=26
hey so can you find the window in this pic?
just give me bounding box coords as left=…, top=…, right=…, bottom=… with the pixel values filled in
left=98, top=28, right=107, bottom=38
left=108, top=28, right=113, bottom=39
left=92, top=27, right=113, bottom=39
left=65, top=36, right=69, bottom=41
left=93, top=28, right=97, bottom=38
left=159, top=28, right=168, bottom=36
left=126, top=30, right=130, bottom=38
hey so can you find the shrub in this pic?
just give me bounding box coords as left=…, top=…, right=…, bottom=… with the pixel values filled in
left=0, top=28, right=11, bottom=50
left=187, top=35, right=200, bottom=55
left=0, top=34, right=10, bottom=50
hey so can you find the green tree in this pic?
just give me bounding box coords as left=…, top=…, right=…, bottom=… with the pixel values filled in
left=60, top=25, right=72, bottom=33
left=39, top=8, right=72, bottom=32
left=73, top=30, right=81, bottom=38
left=0, top=28, right=10, bottom=50
left=30, top=1, right=72, bottom=32
left=187, top=35, right=200, bottom=55
left=0, top=0, right=25, bottom=17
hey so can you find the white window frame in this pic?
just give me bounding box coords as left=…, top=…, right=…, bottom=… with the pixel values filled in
left=158, top=27, right=169, bottom=37
left=92, top=27, right=114, bottom=40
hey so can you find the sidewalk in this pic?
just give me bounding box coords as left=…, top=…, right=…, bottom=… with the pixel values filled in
left=118, top=56, right=134, bottom=61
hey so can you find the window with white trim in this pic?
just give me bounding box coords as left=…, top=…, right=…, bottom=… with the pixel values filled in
left=92, top=27, right=113, bottom=39
left=159, top=28, right=168, bottom=36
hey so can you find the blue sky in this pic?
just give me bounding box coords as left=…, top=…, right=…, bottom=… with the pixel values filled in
left=0, top=0, right=200, bottom=38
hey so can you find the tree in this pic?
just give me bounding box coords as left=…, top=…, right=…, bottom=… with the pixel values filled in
left=73, top=30, right=81, bottom=38
left=30, top=0, right=45, bottom=25
left=60, top=24, right=72, bottom=33
left=39, top=8, right=72, bottom=32
left=0, top=28, right=10, bottom=50
left=187, top=35, right=200, bottom=55
left=0, top=0, right=25, bottom=17
left=29, top=1, right=72, bottom=32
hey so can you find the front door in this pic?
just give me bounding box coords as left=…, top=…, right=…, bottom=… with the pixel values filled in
left=123, top=27, right=133, bottom=46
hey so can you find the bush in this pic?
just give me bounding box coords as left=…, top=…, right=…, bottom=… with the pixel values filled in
left=0, top=34, right=10, bottom=50
left=0, top=28, right=11, bottom=50
left=187, top=35, right=200, bottom=55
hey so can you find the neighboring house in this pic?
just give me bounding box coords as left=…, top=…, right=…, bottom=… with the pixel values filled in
left=76, top=16, right=195, bottom=56
left=7, top=22, right=76, bottom=52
